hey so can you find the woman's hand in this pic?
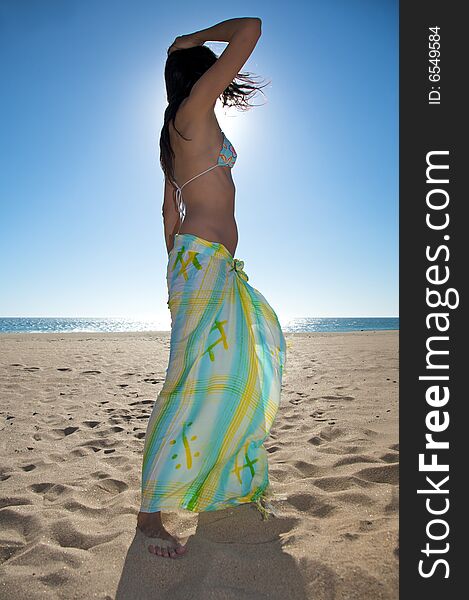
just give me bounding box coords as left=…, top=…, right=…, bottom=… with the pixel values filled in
left=167, top=34, right=204, bottom=55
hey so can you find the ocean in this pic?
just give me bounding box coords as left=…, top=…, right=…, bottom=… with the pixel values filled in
left=0, top=316, right=399, bottom=334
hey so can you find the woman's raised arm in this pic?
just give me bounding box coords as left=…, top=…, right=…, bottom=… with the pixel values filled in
left=172, top=17, right=262, bottom=117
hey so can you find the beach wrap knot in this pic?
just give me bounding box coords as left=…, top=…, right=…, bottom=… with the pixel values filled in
left=230, top=258, right=249, bottom=282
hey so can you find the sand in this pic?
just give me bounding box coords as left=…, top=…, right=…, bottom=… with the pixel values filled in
left=0, top=330, right=398, bottom=599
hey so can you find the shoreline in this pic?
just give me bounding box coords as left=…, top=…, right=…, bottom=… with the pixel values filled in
left=0, top=328, right=399, bottom=337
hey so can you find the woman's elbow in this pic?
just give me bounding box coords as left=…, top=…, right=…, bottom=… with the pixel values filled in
left=244, top=17, right=262, bottom=35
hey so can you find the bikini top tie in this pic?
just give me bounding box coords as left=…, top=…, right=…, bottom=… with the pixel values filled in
left=173, top=131, right=237, bottom=223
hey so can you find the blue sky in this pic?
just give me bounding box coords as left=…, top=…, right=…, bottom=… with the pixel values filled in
left=0, top=0, right=398, bottom=328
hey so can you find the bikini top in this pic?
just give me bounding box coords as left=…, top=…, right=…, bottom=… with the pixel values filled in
left=173, top=130, right=237, bottom=223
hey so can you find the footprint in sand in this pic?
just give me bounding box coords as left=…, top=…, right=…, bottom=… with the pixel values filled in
left=380, top=451, right=399, bottom=463
left=143, top=377, right=163, bottom=384
left=90, top=470, right=112, bottom=479
left=318, top=426, right=347, bottom=442
left=129, top=399, right=153, bottom=406
left=357, top=463, right=399, bottom=485
left=50, top=518, right=122, bottom=551
left=69, top=448, right=88, bottom=458
left=334, top=455, right=380, bottom=467
left=94, top=426, right=125, bottom=436
left=79, top=439, right=118, bottom=453
left=385, top=489, right=399, bottom=514
left=0, top=470, right=11, bottom=481
left=341, top=532, right=360, bottom=541
left=88, top=477, right=128, bottom=495
left=52, top=426, right=79, bottom=438
left=310, top=410, right=324, bottom=417
left=313, top=475, right=369, bottom=492
left=20, top=464, right=37, bottom=472
left=310, top=410, right=327, bottom=422
left=288, top=492, right=321, bottom=512
left=0, top=509, right=43, bottom=561
left=116, top=415, right=132, bottom=423
left=0, top=496, right=34, bottom=509
left=294, top=460, right=322, bottom=478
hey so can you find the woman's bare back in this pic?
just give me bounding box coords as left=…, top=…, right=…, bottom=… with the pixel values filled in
left=169, top=101, right=239, bottom=257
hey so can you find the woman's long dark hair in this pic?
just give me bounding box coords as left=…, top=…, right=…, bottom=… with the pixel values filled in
left=160, top=44, right=269, bottom=188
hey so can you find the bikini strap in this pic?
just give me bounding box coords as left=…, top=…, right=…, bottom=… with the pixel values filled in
left=179, top=163, right=219, bottom=191
left=174, top=186, right=184, bottom=233
left=174, top=163, right=220, bottom=228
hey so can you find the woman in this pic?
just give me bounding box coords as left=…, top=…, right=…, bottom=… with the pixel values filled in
left=137, top=17, right=286, bottom=559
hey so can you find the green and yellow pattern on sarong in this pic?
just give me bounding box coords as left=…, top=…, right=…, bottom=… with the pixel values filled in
left=140, top=233, right=286, bottom=515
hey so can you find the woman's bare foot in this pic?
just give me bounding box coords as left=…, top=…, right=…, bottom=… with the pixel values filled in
left=137, top=510, right=187, bottom=559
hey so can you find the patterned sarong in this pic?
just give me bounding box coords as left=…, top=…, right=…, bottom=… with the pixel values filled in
left=140, top=232, right=286, bottom=515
